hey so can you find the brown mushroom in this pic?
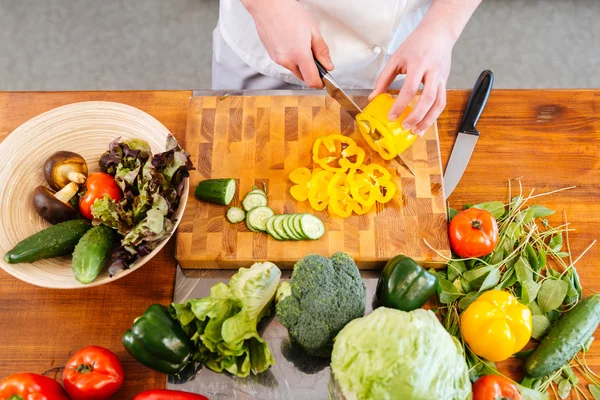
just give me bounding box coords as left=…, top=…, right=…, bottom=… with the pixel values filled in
left=32, top=182, right=79, bottom=224
left=43, top=151, right=88, bottom=191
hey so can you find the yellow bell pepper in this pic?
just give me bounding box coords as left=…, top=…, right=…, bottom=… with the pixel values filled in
left=348, top=164, right=396, bottom=205
left=307, top=170, right=334, bottom=211
left=289, top=167, right=312, bottom=202
left=312, top=134, right=365, bottom=172
left=356, top=93, right=417, bottom=160
left=460, top=290, right=532, bottom=362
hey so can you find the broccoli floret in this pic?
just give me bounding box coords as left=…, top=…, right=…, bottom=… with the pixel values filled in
left=276, top=252, right=366, bottom=357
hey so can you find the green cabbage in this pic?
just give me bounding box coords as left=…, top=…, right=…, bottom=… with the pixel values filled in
left=330, top=307, right=471, bottom=400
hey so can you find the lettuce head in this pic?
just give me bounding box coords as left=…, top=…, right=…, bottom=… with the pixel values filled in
left=330, top=307, right=471, bottom=400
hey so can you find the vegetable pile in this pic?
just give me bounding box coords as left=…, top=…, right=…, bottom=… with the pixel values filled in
left=4, top=136, right=193, bottom=284
left=289, top=133, right=397, bottom=217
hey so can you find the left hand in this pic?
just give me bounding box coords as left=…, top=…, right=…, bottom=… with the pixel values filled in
left=369, top=24, right=454, bottom=137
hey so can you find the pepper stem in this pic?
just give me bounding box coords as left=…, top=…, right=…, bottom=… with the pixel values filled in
left=76, top=363, right=94, bottom=374
left=471, top=220, right=483, bottom=230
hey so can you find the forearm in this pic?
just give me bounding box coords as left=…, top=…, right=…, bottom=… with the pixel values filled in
left=419, top=0, right=482, bottom=43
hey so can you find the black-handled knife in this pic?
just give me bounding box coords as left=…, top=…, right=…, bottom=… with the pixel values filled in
left=443, top=70, right=494, bottom=199
left=314, top=57, right=417, bottom=176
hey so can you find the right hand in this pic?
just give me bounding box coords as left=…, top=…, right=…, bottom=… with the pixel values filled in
left=243, top=0, right=334, bottom=88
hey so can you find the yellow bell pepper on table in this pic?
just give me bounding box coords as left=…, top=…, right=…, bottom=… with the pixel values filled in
left=355, top=93, right=417, bottom=160
left=460, top=290, right=532, bottom=362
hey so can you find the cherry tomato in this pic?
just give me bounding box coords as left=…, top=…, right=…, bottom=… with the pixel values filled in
left=79, top=172, right=122, bottom=220
left=449, top=208, right=499, bottom=258
left=473, top=374, right=522, bottom=400
left=0, top=373, right=69, bottom=400
left=63, top=346, right=124, bottom=400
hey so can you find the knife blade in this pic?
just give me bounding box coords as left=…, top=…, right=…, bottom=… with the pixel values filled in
left=314, top=58, right=416, bottom=176
left=443, top=70, right=494, bottom=200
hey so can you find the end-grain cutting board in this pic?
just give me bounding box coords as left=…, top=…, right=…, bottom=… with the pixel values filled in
left=176, top=94, right=450, bottom=269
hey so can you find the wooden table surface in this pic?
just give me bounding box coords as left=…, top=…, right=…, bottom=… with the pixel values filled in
left=0, top=90, right=598, bottom=399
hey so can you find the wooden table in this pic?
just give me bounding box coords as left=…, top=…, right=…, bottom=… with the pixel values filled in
left=0, top=90, right=598, bottom=399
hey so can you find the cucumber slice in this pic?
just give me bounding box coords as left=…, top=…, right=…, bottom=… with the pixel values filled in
left=195, top=178, right=236, bottom=206
left=292, top=214, right=306, bottom=239
left=242, top=192, right=268, bottom=212
left=226, top=207, right=246, bottom=224
left=283, top=215, right=302, bottom=240
left=299, top=214, right=326, bottom=240
left=273, top=215, right=291, bottom=240
left=266, top=216, right=283, bottom=240
left=246, top=206, right=274, bottom=232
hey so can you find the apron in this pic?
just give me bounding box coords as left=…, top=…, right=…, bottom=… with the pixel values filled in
left=214, top=0, right=432, bottom=90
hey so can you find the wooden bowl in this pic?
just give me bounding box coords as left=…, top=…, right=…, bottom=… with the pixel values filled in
left=0, top=101, right=189, bottom=289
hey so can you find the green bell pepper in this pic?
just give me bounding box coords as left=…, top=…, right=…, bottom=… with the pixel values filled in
left=375, top=255, right=438, bottom=311
left=122, top=304, right=193, bottom=374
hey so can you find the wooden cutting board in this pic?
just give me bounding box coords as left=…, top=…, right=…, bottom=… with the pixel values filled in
left=176, top=95, right=450, bottom=269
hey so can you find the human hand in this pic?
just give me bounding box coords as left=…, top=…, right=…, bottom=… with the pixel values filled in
left=243, top=0, right=333, bottom=88
left=369, top=25, right=454, bottom=136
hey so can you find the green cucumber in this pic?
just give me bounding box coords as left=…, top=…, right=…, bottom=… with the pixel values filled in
left=242, top=192, right=268, bottom=212
left=4, top=219, right=91, bottom=264
left=272, top=215, right=290, bottom=240
left=299, top=214, right=326, bottom=240
left=195, top=178, right=236, bottom=205
left=72, top=225, right=116, bottom=284
left=246, top=206, right=274, bottom=232
left=226, top=207, right=246, bottom=223
left=266, top=216, right=282, bottom=240
left=525, top=294, right=600, bottom=378
left=283, top=215, right=302, bottom=240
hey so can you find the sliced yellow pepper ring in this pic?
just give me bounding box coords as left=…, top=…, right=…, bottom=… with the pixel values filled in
left=307, top=170, right=334, bottom=211
left=356, top=93, right=417, bottom=160
left=352, top=192, right=375, bottom=215
left=327, top=172, right=351, bottom=200
left=328, top=194, right=355, bottom=218
left=348, top=164, right=396, bottom=205
left=289, top=167, right=313, bottom=202
left=312, top=134, right=365, bottom=172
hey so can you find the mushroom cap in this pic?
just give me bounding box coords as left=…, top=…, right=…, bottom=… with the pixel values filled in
left=32, top=186, right=78, bottom=225
left=43, top=151, right=88, bottom=191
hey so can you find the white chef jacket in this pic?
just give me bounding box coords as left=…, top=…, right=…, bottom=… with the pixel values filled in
left=218, top=0, right=433, bottom=89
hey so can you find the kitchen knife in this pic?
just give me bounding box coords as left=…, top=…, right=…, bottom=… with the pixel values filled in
left=443, top=70, right=494, bottom=200
left=314, top=58, right=416, bottom=176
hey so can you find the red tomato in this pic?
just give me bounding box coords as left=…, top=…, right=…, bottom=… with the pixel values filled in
left=449, top=208, right=499, bottom=258
left=473, top=374, right=522, bottom=400
left=79, top=172, right=122, bottom=220
left=63, top=346, right=124, bottom=400
left=134, top=389, right=209, bottom=400
left=0, top=373, right=69, bottom=400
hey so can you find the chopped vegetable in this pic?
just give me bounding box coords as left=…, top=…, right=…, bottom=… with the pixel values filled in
left=123, top=304, right=193, bottom=375
left=472, top=375, right=522, bottom=400
left=43, top=150, right=88, bottom=190
left=355, top=93, right=417, bottom=160
left=80, top=172, right=123, bottom=220
left=449, top=208, right=499, bottom=258
left=375, top=255, right=438, bottom=311
left=194, top=178, right=236, bottom=206
left=4, top=219, right=91, bottom=264
left=71, top=225, right=115, bottom=284
left=289, top=167, right=312, bottom=201
left=170, top=262, right=281, bottom=377
left=307, top=169, right=333, bottom=211
left=0, top=373, right=70, bottom=400
left=330, top=307, right=471, bottom=400
left=226, top=206, right=246, bottom=223
left=460, top=290, right=532, bottom=362
left=312, top=134, right=365, bottom=172
left=525, top=294, right=600, bottom=378
left=63, top=346, right=124, bottom=400
left=32, top=182, right=79, bottom=224
left=246, top=206, right=274, bottom=232
left=276, top=253, right=365, bottom=357
left=242, top=190, right=268, bottom=211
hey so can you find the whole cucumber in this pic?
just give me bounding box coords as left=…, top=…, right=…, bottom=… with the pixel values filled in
left=525, top=294, right=600, bottom=377
left=72, top=225, right=115, bottom=284
left=194, top=178, right=236, bottom=205
left=5, top=219, right=91, bottom=264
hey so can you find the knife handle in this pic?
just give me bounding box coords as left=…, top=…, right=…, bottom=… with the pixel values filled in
left=314, top=57, right=329, bottom=79
left=458, top=70, right=494, bottom=135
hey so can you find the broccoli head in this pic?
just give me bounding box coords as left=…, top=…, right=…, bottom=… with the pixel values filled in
left=276, top=252, right=366, bottom=357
